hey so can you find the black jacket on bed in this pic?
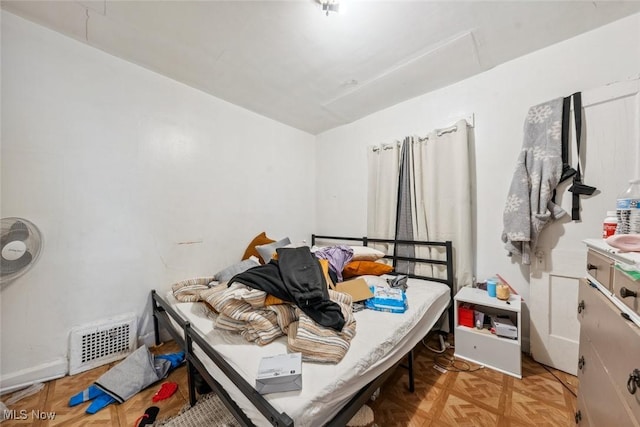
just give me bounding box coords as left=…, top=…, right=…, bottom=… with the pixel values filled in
left=228, top=247, right=346, bottom=331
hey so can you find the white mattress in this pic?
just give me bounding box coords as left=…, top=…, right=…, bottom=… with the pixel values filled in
left=164, top=276, right=450, bottom=426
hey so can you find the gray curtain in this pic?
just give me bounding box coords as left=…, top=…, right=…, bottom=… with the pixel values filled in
left=395, top=136, right=415, bottom=275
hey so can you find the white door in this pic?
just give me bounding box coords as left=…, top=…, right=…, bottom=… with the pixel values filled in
left=530, top=79, right=640, bottom=375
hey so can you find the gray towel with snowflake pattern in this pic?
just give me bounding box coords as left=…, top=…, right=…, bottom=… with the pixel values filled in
left=502, top=98, right=567, bottom=265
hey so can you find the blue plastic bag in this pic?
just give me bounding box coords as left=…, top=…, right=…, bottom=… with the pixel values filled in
left=365, top=285, right=407, bottom=313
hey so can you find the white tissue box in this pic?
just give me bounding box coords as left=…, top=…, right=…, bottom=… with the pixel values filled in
left=255, top=353, right=302, bottom=394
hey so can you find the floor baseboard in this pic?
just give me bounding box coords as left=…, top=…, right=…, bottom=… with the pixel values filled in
left=0, top=358, right=67, bottom=395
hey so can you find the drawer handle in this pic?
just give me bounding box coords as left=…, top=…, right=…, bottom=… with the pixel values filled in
left=574, top=410, right=582, bottom=423
left=577, top=300, right=585, bottom=314
left=578, top=356, right=585, bottom=371
left=627, top=369, right=640, bottom=395
left=620, top=287, right=638, bottom=299
left=587, top=263, right=597, bottom=271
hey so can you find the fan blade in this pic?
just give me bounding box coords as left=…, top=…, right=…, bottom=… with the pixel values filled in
left=0, top=250, right=32, bottom=275
left=8, top=221, right=30, bottom=241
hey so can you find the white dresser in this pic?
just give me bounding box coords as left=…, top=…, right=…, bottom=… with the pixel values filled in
left=577, top=239, right=640, bottom=426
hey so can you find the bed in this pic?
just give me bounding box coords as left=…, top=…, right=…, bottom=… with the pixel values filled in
left=151, top=234, right=454, bottom=426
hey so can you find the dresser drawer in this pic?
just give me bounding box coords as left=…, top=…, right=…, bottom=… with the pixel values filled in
left=587, top=248, right=614, bottom=290
left=454, top=326, right=521, bottom=377
left=575, top=392, right=592, bottom=426
left=579, top=280, right=640, bottom=421
left=613, top=267, right=640, bottom=316
left=577, top=331, right=638, bottom=427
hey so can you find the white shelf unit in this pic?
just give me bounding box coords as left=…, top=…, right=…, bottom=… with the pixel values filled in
left=453, top=286, right=522, bottom=378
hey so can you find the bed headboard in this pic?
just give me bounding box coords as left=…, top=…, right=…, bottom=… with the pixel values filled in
left=311, top=234, right=453, bottom=284
left=312, top=234, right=454, bottom=331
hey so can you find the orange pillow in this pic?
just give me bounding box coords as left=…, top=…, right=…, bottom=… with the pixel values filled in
left=242, top=232, right=275, bottom=264
left=342, top=261, right=393, bottom=279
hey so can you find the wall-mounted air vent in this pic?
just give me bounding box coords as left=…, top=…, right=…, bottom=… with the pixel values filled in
left=69, top=314, right=137, bottom=375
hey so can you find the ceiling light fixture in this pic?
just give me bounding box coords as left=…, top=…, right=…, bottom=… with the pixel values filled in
left=318, top=0, right=339, bottom=16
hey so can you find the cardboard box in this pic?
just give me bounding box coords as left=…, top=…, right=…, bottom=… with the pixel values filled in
left=255, top=353, right=302, bottom=394
left=335, top=278, right=374, bottom=302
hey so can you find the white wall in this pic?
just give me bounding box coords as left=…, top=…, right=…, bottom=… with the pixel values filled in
left=315, top=13, right=640, bottom=348
left=3, top=8, right=640, bottom=389
left=0, top=11, right=315, bottom=390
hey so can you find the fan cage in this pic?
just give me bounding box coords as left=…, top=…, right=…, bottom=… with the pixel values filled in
left=0, top=217, right=43, bottom=284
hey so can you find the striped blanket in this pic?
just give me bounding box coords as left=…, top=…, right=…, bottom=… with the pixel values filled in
left=171, top=279, right=356, bottom=364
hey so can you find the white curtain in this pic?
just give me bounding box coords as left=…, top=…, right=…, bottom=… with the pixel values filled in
left=367, top=142, right=400, bottom=254
left=368, top=119, right=474, bottom=291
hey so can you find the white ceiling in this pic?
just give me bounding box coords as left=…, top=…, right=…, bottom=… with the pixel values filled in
left=3, top=1, right=640, bottom=135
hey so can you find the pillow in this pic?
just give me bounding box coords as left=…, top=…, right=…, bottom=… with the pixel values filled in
left=342, top=260, right=393, bottom=279
left=284, top=240, right=309, bottom=248
left=256, top=237, right=291, bottom=263
left=350, top=246, right=386, bottom=261
left=214, top=258, right=260, bottom=283
left=242, top=232, right=275, bottom=264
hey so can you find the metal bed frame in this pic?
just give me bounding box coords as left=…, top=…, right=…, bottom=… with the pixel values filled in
left=151, top=234, right=454, bottom=427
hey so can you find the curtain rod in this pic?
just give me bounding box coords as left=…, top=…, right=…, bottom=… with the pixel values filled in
left=370, top=113, right=475, bottom=151
left=437, top=113, right=475, bottom=130
left=415, top=114, right=474, bottom=141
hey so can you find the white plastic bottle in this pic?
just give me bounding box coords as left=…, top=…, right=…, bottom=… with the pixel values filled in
left=616, top=179, right=640, bottom=234
left=602, top=211, right=618, bottom=238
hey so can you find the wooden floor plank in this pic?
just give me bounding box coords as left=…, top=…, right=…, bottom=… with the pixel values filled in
left=1, top=339, right=576, bottom=426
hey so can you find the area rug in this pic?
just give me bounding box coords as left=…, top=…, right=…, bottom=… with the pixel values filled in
left=155, top=392, right=375, bottom=426
left=346, top=404, right=376, bottom=427
left=154, top=393, right=239, bottom=427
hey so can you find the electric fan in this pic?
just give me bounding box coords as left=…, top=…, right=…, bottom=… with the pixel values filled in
left=0, top=217, right=43, bottom=285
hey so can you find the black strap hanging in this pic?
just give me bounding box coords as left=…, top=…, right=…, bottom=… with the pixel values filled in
left=559, top=96, right=576, bottom=184
left=563, top=92, right=596, bottom=221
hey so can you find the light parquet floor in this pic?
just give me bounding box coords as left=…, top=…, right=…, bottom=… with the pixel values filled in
left=371, top=341, right=578, bottom=427
left=1, top=341, right=190, bottom=427
left=1, top=339, right=577, bottom=427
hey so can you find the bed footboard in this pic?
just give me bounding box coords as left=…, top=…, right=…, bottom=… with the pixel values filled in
left=151, top=290, right=294, bottom=427
left=186, top=323, right=295, bottom=426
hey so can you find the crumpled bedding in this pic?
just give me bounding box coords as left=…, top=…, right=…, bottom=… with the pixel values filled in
left=165, top=274, right=451, bottom=427
left=171, top=279, right=356, bottom=363
left=313, top=245, right=353, bottom=282
left=230, top=247, right=347, bottom=331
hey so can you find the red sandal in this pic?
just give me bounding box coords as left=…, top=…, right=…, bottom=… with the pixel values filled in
left=152, top=381, right=178, bottom=402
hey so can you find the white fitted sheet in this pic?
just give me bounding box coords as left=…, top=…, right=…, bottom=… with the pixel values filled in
left=164, top=276, right=450, bottom=426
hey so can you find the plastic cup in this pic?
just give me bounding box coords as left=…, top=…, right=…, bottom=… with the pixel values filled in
left=487, top=279, right=497, bottom=297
